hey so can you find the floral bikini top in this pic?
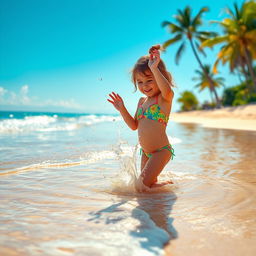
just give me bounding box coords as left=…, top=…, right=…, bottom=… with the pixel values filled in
left=136, top=95, right=169, bottom=126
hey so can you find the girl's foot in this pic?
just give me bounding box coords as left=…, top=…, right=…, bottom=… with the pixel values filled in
left=151, top=180, right=173, bottom=188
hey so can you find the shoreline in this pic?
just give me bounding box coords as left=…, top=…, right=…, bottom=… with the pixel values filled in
left=171, top=104, right=256, bottom=131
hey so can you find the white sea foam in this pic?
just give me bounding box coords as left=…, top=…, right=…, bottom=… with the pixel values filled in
left=168, top=136, right=182, bottom=145
left=79, top=114, right=121, bottom=126
left=0, top=114, right=121, bottom=133
left=0, top=115, right=57, bottom=133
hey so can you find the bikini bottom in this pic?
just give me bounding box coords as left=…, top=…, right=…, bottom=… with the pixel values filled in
left=140, top=144, right=175, bottom=159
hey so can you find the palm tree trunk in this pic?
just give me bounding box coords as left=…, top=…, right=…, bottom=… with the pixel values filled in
left=238, top=57, right=249, bottom=83
left=189, top=39, right=221, bottom=107
left=210, top=91, right=214, bottom=104
left=241, top=65, right=250, bottom=82
left=244, top=48, right=256, bottom=92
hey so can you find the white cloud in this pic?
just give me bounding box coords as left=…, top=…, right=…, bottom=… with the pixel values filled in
left=20, top=85, right=31, bottom=104
left=20, top=85, right=29, bottom=94
left=0, top=87, right=8, bottom=99
left=0, top=85, right=82, bottom=110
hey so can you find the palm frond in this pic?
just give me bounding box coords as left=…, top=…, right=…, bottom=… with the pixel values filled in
left=229, top=44, right=240, bottom=72
left=201, top=35, right=228, bottom=48
left=201, top=64, right=211, bottom=74
left=195, top=69, right=203, bottom=76
left=209, top=20, right=221, bottom=25
left=216, top=77, right=225, bottom=86
left=162, top=34, right=183, bottom=50
left=176, top=11, right=186, bottom=27
left=162, top=21, right=184, bottom=33
left=175, top=42, right=186, bottom=64
left=213, top=58, right=221, bottom=74
left=233, top=3, right=241, bottom=20
left=184, top=6, right=192, bottom=25
left=197, top=31, right=218, bottom=37
left=161, top=21, right=172, bottom=27
left=225, top=6, right=236, bottom=20
left=169, top=23, right=184, bottom=33
left=193, top=82, right=203, bottom=87
left=192, top=7, right=209, bottom=27
left=195, top=41, right=206, bottom=57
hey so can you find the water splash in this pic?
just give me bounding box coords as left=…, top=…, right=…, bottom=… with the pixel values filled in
left=109, top=142, right=176, bottom=194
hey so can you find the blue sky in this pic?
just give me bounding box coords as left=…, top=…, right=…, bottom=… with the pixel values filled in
left=0, top=0, right=245, bottom=114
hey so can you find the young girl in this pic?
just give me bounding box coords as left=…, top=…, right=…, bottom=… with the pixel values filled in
left=107, top=45, right=175, bottom=189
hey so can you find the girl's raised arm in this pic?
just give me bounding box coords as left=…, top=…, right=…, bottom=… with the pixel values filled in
left=148, top=47, right=174, bottom=102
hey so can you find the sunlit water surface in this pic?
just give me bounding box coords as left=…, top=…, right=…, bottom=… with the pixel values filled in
left=0, top=112, right=255, bottom=256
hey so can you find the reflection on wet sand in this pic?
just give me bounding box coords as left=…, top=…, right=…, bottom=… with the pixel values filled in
left=134, top=192, right=177, bottom=240
left=165, top=123, right=256, bottom=255
left=87, top=191, right=178, bottom=254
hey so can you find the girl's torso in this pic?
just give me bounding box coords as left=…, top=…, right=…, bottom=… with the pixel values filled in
left=136, top=94, right=172, bottom=152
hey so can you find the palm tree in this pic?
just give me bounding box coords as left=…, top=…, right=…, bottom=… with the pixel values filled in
left=192, top=64, right=225, bottom=103
left=201, top=1, right=256, bottom=92
left=161, top=6, right=222, bottom=107
left=177, top=91, right=199, bottom=111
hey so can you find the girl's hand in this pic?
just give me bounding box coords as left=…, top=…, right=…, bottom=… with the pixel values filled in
left=107, top=92, right=125, bottom=112
left=148, top=45, right=161, bottom=71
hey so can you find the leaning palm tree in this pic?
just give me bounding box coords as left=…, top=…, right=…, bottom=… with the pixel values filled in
left=161, top=6, right=222, bottom=107
left=193, top=64, right=225, bottom=103
left=201, top=1, right=256, bottom=92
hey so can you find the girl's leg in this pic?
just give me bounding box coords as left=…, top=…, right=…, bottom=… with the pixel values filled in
left=141, top=149, right=171, bottom=188
left=141, top=152, right=158, bottom=184
left=140, top=152, right=149, bottom=172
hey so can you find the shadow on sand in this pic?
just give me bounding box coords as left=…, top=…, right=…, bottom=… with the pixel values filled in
left=87, top=190, right=178, bottom=253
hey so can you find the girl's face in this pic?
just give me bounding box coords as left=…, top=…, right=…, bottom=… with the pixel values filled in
left=136, top=71, right=160, bottom=97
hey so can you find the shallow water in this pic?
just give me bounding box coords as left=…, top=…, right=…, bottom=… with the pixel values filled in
left=0, top=112, right=256, bottom=255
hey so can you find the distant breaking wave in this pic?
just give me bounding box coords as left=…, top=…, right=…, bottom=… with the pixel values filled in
left=0, top=114, right=121, bottom=133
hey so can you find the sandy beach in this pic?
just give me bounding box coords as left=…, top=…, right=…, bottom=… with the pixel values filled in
left=172, top=104, right=256, bottom=131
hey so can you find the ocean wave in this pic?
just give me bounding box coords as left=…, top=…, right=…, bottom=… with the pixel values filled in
left=0, top=150, right=117, bottom=176
left=0, top=114, right=121, bottom=133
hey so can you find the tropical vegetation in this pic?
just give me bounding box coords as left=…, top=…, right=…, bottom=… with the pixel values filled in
left=222, top=83, right=256, bottom=106
left=161, top=0, right=256, bottom=111
left=192, top=64, right=225, bottom=102
left=202, top=0, right=256, bottom=92
left=177, top=91, right=199, bottom=111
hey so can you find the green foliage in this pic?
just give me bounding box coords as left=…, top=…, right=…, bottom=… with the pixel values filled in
left=201, top=0, right=256, bottom=92
left=222, top=82, right=256, bottom=106
left=248, top=93, right=256, bottom=103
left=162, top=2, right=256, bottom=110
left=193, top=64, right=225, bottom=92
left=177, top=91, right=199, bottom=111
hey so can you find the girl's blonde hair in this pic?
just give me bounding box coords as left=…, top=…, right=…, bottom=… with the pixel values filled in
left=131, top=55, right=173, bottom=91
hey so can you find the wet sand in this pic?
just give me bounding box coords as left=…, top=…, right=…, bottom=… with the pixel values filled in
left=164, top=105, right=256, bottom=255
